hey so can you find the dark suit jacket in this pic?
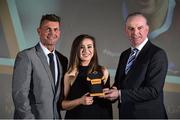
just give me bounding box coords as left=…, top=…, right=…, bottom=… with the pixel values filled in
left=12, top=43, right=68, bottom=119
left=114, top=41, right=168, bottom=119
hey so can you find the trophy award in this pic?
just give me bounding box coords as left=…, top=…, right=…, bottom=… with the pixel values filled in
left=87, top=71, right=105, bottom=97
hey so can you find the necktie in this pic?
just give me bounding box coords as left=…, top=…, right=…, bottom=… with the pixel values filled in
left=125, top=48, right=139, bottom=74
left=48, top=53, right=55, bottom=84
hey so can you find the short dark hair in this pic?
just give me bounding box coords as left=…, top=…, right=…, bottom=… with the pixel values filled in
left=39, top=14, right=61, bottom=27
left=125, top=12, right=148, bottom=25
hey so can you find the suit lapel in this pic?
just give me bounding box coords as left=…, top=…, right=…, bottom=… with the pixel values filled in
left=123, top=48, right=132, bottom=76
left=54, top=51, right=64, bottom=97
left=35, top=43, right=55, bottom=93
left=134, top=41, right=151, bottom=63
left=126, top=41, right=151, bottom=76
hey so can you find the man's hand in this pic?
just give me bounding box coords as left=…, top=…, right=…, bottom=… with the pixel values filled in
left=103, top=87, right=119, bottom=101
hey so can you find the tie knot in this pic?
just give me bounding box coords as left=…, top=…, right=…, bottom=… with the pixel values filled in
left=132, top=48, right=138, bottom=55
left=48, top=53, right=54, bottom=59
left=132, top=48, right=138, bottom=52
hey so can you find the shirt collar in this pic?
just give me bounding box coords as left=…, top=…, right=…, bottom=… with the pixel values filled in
left=39, top=42, right=55, bottom=55
left=131, top=37, right=148, bottom=51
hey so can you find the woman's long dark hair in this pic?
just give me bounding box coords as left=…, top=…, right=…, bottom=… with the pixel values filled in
left=68, top=34, right=102, bottom=74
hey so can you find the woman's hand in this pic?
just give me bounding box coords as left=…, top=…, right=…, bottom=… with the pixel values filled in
left=79, top=93, right=94, bottom=105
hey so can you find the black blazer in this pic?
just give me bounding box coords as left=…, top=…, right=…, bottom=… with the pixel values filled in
left=114, top=41, right=168, bottom=119
left=55, top=49, right=68, bottom=117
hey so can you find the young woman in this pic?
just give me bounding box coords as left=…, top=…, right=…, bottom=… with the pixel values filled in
left=61, top=34, right=112, bottom=119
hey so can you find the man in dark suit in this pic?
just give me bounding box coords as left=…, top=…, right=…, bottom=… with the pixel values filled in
left=12, top=14, right=68, bottom=119
left=104, top=12, right=168, bottom=119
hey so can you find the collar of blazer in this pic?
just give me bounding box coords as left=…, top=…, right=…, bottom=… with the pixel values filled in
left=35, top=43, right=56, bottom=92
left=125, top=41, right=152, bottom=76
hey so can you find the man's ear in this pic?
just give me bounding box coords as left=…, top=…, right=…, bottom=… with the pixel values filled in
left=37, top=28, right=40, bottom=35
left=146, top=25, right=149, bottom=32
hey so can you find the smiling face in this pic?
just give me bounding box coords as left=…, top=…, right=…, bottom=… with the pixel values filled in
left=79, top=38, right=94, bottom=66
left=37, top=20, right=60, bottom=51
left=125, top=15, right=149, bottom=47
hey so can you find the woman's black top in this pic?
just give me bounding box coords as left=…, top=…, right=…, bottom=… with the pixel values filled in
left=65, top=66, right=112, bottom=119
